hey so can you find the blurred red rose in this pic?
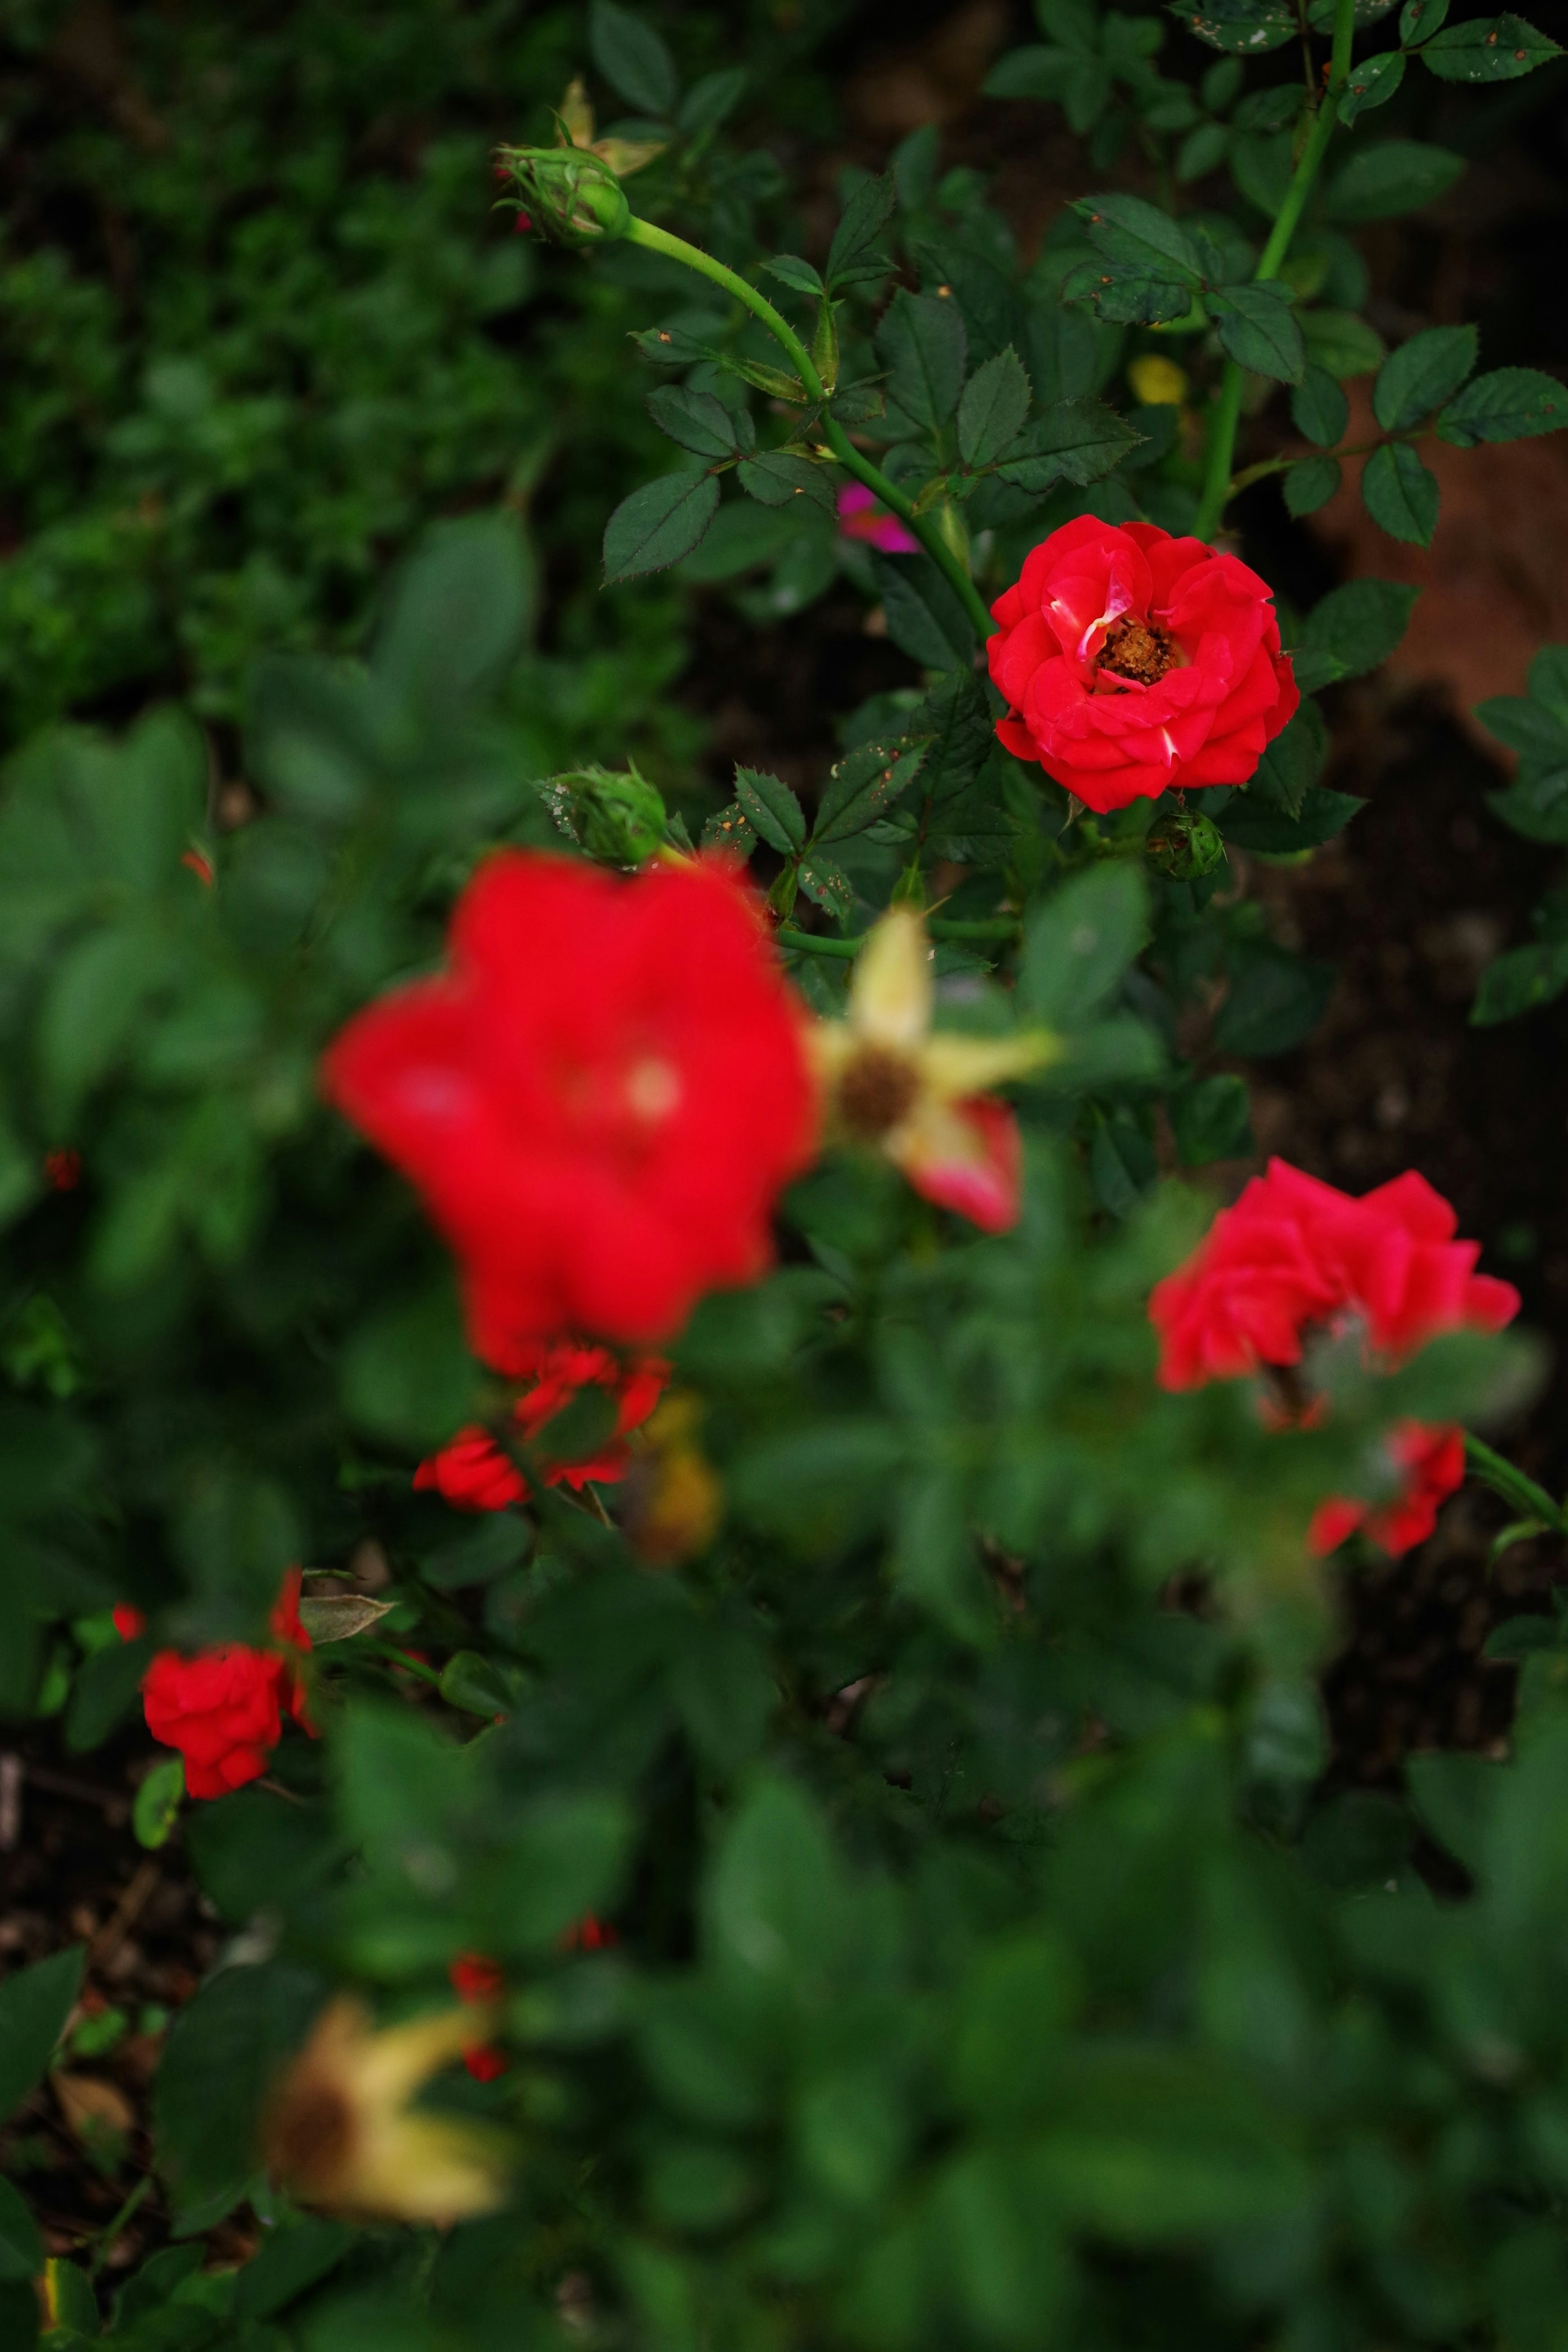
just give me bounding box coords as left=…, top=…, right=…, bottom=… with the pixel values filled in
left=321, top=852, right=817, bottom=1351
left=1307, top=1421, right=1466, bottom=1559
left=416, top=1341, right=667, bottom=1511
left=1149, top=1160, right=1519, bottom=1393
left=987, top=517, right=1298, bottom=813
left=130, top=1569, right=315, bottom=1800
left=449, top=1952, right=509, bottom=2081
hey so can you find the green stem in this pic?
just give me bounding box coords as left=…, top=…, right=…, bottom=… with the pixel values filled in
left=1463, top=1432, right=1568, bottom=1533
left=89, top=2174, right=154, bottom=2274
left=624, top=215, right=996, bottom=646
left=1192, top=0, right=1357, bottom=542
left=778, top=916, right=1018, bottom=959
left=1229, top=429, right=1420, bottom=496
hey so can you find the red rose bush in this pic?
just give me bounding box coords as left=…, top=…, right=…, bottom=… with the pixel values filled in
left=988, top=517, right=1298, bottom=812
left=323, top=852, right=817, bottom=1356
left=1149, top=1160, right=1519, bottom=1556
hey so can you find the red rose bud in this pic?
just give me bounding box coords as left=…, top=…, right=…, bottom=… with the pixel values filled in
left=45, top=1148, right=81, bottom=1190
left=181, top=847, right=215, bottom=886
left=416, top=1341, right=668, bottom=1511
left=112, top=1604, right=147, bottom=1641
left=449, top=1953, right=511, bottom=2081
left=492, top=145, right=630, bottom=243
left=987, top=518, right=1298, bottom=812
left=1148, top=1160, right=1519, bottom=1393
left=321, top=852, right=817, bottom=1353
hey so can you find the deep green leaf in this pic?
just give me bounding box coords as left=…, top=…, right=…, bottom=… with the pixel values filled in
left=1435, top=366, right=1568, bottom=444
left=992, top=399, right=1143, bottom=491
left=1300, top=308, right=1387, bottom=379
left=646, top=385, right=747, bottom=459
left=1283, top=455, right=1342, bottom=515
left=869, top=552, right=978, bottom=671
left=677, top=65, right=747, bottom=132
left=1400, top=0, right=1449, bottom=34
left=958, top=347, right=1032, bottom=468
left=1213, top=943, right=1333, bottom=1054
left=1326, top=139, right=1466, bottom=221
left=764, top=254, right=824, bottom=296
left=1216, top=783, right=1365, bottom=851
left=1169, top=0, right=1298, bottom=54
left=603, top=468, right=720, bottom=582
left=588, top=0, right=677, bottom=116
left=813, top=742, right=928, bottom=844
left=734, top=766, right=806, bottom=854
left=1248, top=698, right=1329, bottom=818
left=1373, top=324, right=1478, bottom=432
left=1076, top=192, right=1203, bottom=281
left=1303, top=579, right=1421, bottom=679
left=1018, top=865, right=1148, bottom=1027
left=1360, top=440, right=1441, bottom=545
left=0, top=1946, right=84, bottom=2123
left=1291, top=365, right=1350, bottom=446
left=1171, top=1073, right=1254, bottom=1165
left=1418, top=12, right=1560, bottom=76
left=1472, top=936, right=1568, bottom=1021
left=1212, top=282, right=1305, bottom=383
left=1486, top=770, right=1568, bottom=843
left=876, top=290, right=968, bottom=432
left=154, top=1961, right=323, bottom=2227
left=797, top=853, right=855, bottom=922
left=736, top=453, right=836, bottom=513
left=1177, top=121, right=1231, bottom=181
left=0, top=2180, right=42, bottom=2286
left=1338, top=47, right=1406, bottom=118
left=825, top=172, right=896, bottom=291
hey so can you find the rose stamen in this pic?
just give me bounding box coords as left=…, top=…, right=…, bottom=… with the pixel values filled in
left=1095, top=618, right=1177, bottom=687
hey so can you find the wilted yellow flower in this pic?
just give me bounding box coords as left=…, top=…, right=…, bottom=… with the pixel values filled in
left=556, top=75, right=666, bottom=177
left=811, top=909, right=1056, bottom=1233
left=263, top=1998, right=510, bottom=2226
left=1127, top=354, right=1189, bottom=408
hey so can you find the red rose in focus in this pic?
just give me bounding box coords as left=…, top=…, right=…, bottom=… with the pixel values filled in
left=1307, top=1421, right=1465, bottom=1559
left=987, top=517, right=1298, bottom=813
left=1149, top=1160, right=1519, bottom=1393
left=131, top=1569, right=315, bottom=1800
left=322, top=852, right=817, bottom=1353
left=415, top=1342, right=668, bottom=1512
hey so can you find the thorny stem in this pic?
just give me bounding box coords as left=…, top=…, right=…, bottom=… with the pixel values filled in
left=1192, top=0, right=1358, bottom=542
left=623, top=215, right=997, bottom=646
left=1228, top=428, right=1423, bottom=495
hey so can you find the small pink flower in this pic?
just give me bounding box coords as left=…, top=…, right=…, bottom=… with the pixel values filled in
left=837, top=483, right=918, bottom=556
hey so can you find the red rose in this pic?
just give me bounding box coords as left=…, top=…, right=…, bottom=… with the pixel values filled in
left=1149, top=1160, right=1519, bottom=1393
left=1307, top=1421, right=1465, bottom=1559
left=132, top=1569, right=315, bottom=1800
left=416, top=1341, right=668, bottom=1512
left=322, top=852, right=817, bottom=1351
left=987, top=517, right=1298, bottom=813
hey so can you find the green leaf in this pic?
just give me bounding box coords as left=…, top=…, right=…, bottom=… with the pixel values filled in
left=1248, top=697, right=1329, bottom=818
left=1373, top=323, right=1478, bottom=432
left=1076, top=191, right=1202, bottom=284
left=603, top=469, right=721, bottom=582
left=1486, top=769, right=1568, bottom=843
left=440, top=1650, right=515, bottom=1717
left=1400, top=0, right=1449, bottom=34
left=958, top=346, right=1032, bottom=468
left=1171, top=1072, right=1254, bottom=1164
left=1436, top=366, right=1567, bottom=444
left=1283, top=455, right=1342, bottom=515
left=1214, top=942, right=1333, bottom=1054
left=1212, top=282, right=1305, bottom=383
left=986, top=47, right=1111, bottom=131
left=1169, top=0, right=1298, bottom=55
left=1476, top=688, right=1568, bottom=763
left=588, top=0, right=678, bottom=117
left=646, top=385, right=747, bottom=459
left=813, top=742, right=928, bottom=844
left=992, top=399, right=1143, bottom=491
left=374, top=511, right=535, bottom=707
left=764, top=254, right=824, bottom=296
left=65, top=1633, right=151, bottom=1754
left=1361, top=439, right=1441, bottom=545
left=734, top=766, right=806, bottom=854
left=1326, top=139, right=1465, bottom=221
left=1216, top=782, right=1364, bottom=852
left=0, top=1945, right=84, bottom=2123
left=1018, top=864, right=1148, bottom=1027
left=341, top=1283, right=476, bottom=1451
left=133, top=1754, right=185, bottom=1850
left=677, top=65, right=747, bottom=131
left=1338, top=47, right=1406, bottom=118
left=1472, top=936, right=1568, bottom=1022
left=876, top=290, right=968, bottom=432
left=1418, top=11, right=1561, bottom=75
left=735, top=452, right=836, bottom=514
left=154, top=1960, right=323, bottom=2228
left=825, top=172, right=896, bottom=292
left=797, top=853, right=855, bottom=922
left=1177, top=121, right=1231, bottom=180
left=1291, top=366, right=1349, bottom=448
left=699, top=799, right=757, bottom=858
left=1302, top=579, right=1420, bottom=679
left=1300, top=307, right=1387, bottom=379
left=869, top=552, right=978, bottom=672
left=0, top=2179, right=42, bottom=2286
left=1230, top=127, right=1296, bottom=218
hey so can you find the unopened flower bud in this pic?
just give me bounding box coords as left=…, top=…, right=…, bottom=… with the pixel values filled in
left=539, top=762, right=667, bottom=865
left=1145, top=810, right=1226, bottom=881
left=494, top=146, right=631, bottom=244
